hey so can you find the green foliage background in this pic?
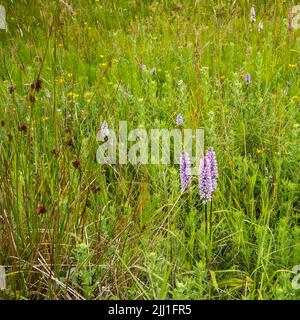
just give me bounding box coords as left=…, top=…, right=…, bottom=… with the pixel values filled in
left=0, top=0, right=299, bottom=299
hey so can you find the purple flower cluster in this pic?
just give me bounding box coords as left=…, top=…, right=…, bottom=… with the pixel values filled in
left=176, top=113, right=183, bottom=127
left=100, top=120, right=109, bottom=139
left=199, top=157, right=212, bottom=204
left=199, top=147, right=218, bottom=203
left=206, top=147, right=218, bottom=191
left=245, top=73, right=251, bottom=85
left=180, top=151, right=192, bottom=192
left=178, top=146, right=218, bottom=201
left=250, top=6, right=256, bottom=23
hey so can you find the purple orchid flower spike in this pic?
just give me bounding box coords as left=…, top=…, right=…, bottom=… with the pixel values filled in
left=100, top=120, right=109, bottom=140
left=245, top=73, right=251, bottom=85
left=199, top=147, right=219, bottom=204
left=180, top=151, right=192, bottom=192
left=176, top=113, right=183, bottom=127
left=199, top=155, right=213, bottom=204
left=250, top=6, right=256, bottom=22
left=206, top=147, right=218, bottom=192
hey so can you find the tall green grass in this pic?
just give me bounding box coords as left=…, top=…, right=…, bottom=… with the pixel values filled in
left=0, top=0, right=299, bottom=299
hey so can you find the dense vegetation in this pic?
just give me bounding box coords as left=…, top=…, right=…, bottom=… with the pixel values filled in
left=0, top=0, right=299, bottom=299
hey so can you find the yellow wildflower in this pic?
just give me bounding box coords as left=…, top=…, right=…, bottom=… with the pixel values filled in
left=68, top=92, right=79, bottom=98
left=55, top=78, right=63, bottom=84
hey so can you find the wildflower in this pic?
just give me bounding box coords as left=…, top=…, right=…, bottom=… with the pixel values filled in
left=18, top=124, right=28, bottom=133
left=100, top=120, right=109, bottom=140
left=199, top=155, right=213, bottom=204
left=29, top=95, right=36, bottom=103
left=245, top=73, right=251, bottom=85
left=258, top=22, right=263, bottom=32
left=199, top=147, right=218, bottom=203
left=250, top=6, right=256, bottom=22
left=36, top=204, right=46, bottom=215
left=176, top=113, right=183, bottom=127
left=288, top=64, right=297, bottom=68
left=256, top=148, right=264, bottom=154
left=68, top=92, right=79, bottom=98
left=66, top=138, right=73, bottom=147
left=31, top=79, right=42, bottom=92
left=34, top=79, right=42, bottom=92
left=179, top=151, right=192, bottom=192
left=151, top=67, right=156, bottom=75
left=8, top=85, right=15, bottom=94
left=206, top=147, right=218, bottom=192
left=51, top=148, right=60, bottom=156
left=55, top=78, right=63, bottom=84
left=72, top=159, right=81, bottom=169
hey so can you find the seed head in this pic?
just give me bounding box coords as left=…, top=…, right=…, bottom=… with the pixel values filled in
left=18, top=124, right=28, bottom=133
left=72, top=159, right=81, bottom=169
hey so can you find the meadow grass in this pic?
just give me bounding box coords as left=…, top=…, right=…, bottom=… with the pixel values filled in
left=0, top=0, right=299, bottom=299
